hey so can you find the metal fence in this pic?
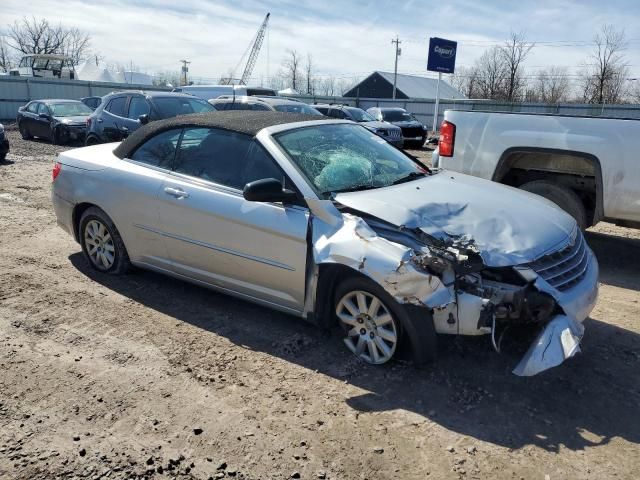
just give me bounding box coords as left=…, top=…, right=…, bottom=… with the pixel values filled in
left=292, top=94, right=640, bottom=130
left=2, top=76, right=640, bottom=127
left=0, top=76, right=169, bottom=120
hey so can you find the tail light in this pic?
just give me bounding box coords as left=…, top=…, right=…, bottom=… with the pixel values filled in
left=52, top=162, right=62, bottom=181
left=439, top=120, right=456, bottom=157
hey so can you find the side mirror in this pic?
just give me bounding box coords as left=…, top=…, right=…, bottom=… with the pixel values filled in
left=38, top=112, right=50, bottom=119
left=138, top=114, right=150, bottom=125
left=243, top=178, right=297, bottom=203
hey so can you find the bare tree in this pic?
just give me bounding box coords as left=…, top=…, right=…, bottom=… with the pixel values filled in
left=0, top=36, right=14, bottom=72
left=305, top=53, right=314, bottom=95
left=499, top=31, right=534, bottom=101
left=533, top=66, right=571, bottom=103
left=61, top=27, right=91, bottom=67
left=282, top=50, right=301, bottom=91
left=450, top=66, right=480, bottom=98
left=474, top=47, right=507, bottom=100
left=580, top=24, right=628, bottom=104
left=319, top=76, right=336, bottom=96
left=629, top=80, right=640, bottom=104
left=7, top=16, right=91, bottom=66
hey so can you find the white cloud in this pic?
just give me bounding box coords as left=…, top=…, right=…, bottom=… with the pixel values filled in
left=1, top=0, right=639, bottom=85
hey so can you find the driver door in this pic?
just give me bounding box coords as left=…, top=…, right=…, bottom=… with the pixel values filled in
left=157, top=128, right=309, bottom=313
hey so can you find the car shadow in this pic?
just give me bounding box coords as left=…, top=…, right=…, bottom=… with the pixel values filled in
left=585, top=230, right=640, bottom=291
left=68, top=251, right=640, bottom=454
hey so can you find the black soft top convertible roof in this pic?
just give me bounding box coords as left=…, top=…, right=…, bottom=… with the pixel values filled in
left=113, top=111, right=322, bottom=159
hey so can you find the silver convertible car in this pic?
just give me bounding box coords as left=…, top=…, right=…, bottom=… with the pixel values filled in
left=51, top=111, right=599, bottom=375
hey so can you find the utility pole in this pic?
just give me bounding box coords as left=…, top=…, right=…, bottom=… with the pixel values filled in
left=179, top=59, right=191, bottom=86
left=391, top=36, right=401, bottom=99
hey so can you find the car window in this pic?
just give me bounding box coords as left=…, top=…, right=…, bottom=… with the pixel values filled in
left=37, top=103, right=50, bottom=115
left=152, top=97, right=214, bottom=119
left=250, top=103, right=271, bottom=111
left=328, top=108, right=347, bottom=119
left=130, top=129, right=182, bottom=168
left=26, top=102, right=39, bottom=113
left=128, top=96, right=151, bottom=119
left=274, top=123, right=424, bottom=198
left=229, top=103, right=254, bottom=111
left=273, top=104, right=323, bottom=115
left=314, top=106, right=329, bottom=115
left=49, top=102, right=92, bottom=116
left=106, top=97, right=127, bottom=117
left=174, top=128, right=285, bottom=190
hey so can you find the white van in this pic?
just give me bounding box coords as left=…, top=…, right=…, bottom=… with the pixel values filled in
left=171, top=85, right=277, bottom=101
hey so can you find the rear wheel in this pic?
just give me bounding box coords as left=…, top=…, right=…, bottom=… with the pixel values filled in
left=85, top=135, right=100, bottom=146
left=79, top=207, right=130, bottom=274
left=18, top=122, right=32, bottom=140
left=520, top=180, right=588, bottom=229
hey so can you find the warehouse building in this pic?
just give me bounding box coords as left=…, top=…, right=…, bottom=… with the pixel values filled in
left=343, top=71, right=463, bottom=99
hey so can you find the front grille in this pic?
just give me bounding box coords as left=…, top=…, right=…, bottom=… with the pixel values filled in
left=527, top=230, right=589, bottom=291
left=401, top=126, right=423, bottom=138
left=389, top=129, right=401, bottom=139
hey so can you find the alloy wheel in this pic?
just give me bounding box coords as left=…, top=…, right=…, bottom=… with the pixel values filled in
left=336, top=290, right=398, bottom=364
left=84, top=219, right=116, bottom=270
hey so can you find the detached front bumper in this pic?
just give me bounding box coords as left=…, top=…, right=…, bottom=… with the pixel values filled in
left=513, top=247, right=599, bottom=376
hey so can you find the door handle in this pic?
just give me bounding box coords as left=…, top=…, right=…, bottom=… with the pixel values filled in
left=164, top=187, right=189, bottom=199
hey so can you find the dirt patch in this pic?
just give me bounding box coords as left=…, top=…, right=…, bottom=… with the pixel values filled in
left=0, top=131, right=638, bottom=479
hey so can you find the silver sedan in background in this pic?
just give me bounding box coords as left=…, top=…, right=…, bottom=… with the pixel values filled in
left=51, top=111, right=598, bottom=375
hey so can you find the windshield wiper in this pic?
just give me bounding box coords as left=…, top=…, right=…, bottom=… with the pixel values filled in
left=324, top=183, right=378, bottom=196
left=391, top=171, right=427, bottom=186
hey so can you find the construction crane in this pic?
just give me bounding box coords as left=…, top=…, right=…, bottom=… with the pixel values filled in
left=223, top=13, right=270, bottom=85
left=240, top=13, right=270, bottom=85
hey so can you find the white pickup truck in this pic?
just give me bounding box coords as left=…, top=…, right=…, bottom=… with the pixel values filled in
left=432, top=110, right=640, bottom=230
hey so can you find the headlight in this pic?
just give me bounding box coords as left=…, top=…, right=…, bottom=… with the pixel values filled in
left=375, top=129, right=388, bottom=136
left=422, top=125, right=427, bottom=130
left=0, top=124, right=4, bottom=132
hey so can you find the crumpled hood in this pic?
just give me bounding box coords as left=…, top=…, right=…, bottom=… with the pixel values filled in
left=335, top=171, right=576, bottom=267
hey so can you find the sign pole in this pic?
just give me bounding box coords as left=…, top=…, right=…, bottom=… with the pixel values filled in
left=432, top=72, right=441, bottom=133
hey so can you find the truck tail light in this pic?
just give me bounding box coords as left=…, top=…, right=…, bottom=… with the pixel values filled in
left=52, top=162, right=62, bottom=181
left=439, top=120, right=456, bottom=157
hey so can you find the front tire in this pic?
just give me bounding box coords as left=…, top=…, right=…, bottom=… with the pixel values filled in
left=334, top=276, right=405, bottom=365
left=79, top=207, right=130, bottom=274
left=520, top=180, right=588, bottom=229
left=85, top=135, right=100, bottom=146
left=53, top=126, right=69, bottom=145
left=18, top=122, right=32, bottom=140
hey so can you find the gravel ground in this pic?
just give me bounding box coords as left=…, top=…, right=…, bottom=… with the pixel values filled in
left=0, top=128, right=639, bottom=480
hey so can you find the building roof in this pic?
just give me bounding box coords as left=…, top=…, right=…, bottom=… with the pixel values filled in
left=113, top=111, right=322, bottom=159
left=346, top=71, right=464, bottom=99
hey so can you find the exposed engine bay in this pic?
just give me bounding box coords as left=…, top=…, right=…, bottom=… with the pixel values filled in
left=305, top=193, right=598, bottom=376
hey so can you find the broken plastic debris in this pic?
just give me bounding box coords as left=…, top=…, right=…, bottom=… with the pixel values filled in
left=512, top=315, right=584, bottom=376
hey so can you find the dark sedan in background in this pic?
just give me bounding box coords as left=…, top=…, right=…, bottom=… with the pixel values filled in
left=0, top=123, right=9, bottom=161
left=366, top=107, right=428, bottom=147
left=85, top=91, right=215, bottom=145
left=313, top=104, right=403, bottom=148
left=17, top=99, right=93, bottom=145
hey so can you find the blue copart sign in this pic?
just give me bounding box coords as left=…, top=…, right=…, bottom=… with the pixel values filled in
left=427, top=37, right=457, bottom=74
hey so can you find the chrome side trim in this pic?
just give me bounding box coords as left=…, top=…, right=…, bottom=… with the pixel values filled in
left=134, top=224, right=296, bottom=271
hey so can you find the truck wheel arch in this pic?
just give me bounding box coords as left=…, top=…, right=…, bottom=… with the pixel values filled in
left=492, top=147, right=604, bottom=226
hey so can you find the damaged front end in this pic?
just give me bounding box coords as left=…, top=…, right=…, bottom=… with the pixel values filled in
left=306, top=198, right=599, bottom=376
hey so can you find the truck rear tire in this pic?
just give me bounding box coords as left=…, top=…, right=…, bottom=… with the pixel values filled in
left=520, top=180, right=588, bottom=230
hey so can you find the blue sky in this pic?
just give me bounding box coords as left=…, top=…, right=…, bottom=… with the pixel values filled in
left=2, top=0, right=639, bottom=86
